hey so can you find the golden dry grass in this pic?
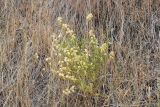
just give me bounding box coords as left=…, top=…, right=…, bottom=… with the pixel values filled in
left=0, top=0, right=160, bottom=107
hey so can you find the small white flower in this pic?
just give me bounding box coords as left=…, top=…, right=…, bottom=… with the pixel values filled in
left=57, top=17, right=63, bottom=24
left=109, top=51, right=115, bottom=60
left=70, top=86, right=75, bottom=92
left=62, top=24, right=68, bottom=30
left=86, top=13, right=93, bottom=21
left=63, top=88, right=71, bottom=95
left=35, top=53, right=39, bottom=59
left=45, top=57, right=51, bottom=62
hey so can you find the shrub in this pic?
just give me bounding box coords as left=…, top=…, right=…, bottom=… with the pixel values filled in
left=47, top=15, right=114, bottom=95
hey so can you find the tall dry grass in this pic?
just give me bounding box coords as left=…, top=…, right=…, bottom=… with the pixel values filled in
left=0, top=0, right=160, bottom=107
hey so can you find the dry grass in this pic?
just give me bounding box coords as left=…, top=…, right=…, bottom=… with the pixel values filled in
left=0, top=0, right=160, bottom=107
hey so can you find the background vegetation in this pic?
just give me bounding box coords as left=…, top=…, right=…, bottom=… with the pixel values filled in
left=0, top=0, right=160, bottom=106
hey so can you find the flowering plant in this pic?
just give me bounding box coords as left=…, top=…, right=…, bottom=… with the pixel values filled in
left=47, top=15, right=115, bottom=95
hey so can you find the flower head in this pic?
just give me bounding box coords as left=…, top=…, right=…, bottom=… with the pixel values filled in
left=35, top=53, right=39, bottom=59
left=109, top=51, right=115, bottom=60
left=62, top=24, right=69, bottom=30
left=63, top=88, right=71, bottom=96
left=86, top=13, right=93, bottom=21
left=45, top=57, right=51, bottom=62
left=57, top=17, right=63, bottom=24
left=100, top=43, right=108, bottom=53
left=70, top=86, right=75, bottom=92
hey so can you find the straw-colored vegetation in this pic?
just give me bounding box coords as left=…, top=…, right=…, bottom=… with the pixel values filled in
left=0, top=0, right=160, bottom=107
